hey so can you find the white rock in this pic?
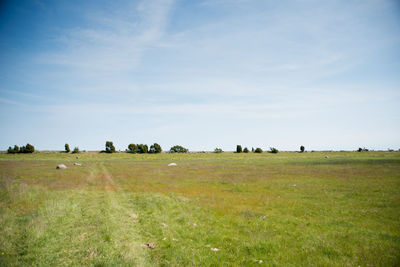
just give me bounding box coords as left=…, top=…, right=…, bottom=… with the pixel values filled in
left=211, top=248, right=219, bottom=251
left=56, top=164, right=67, bottom=169
left=73, top=163, right=82, bottom=166
left=168, top=163, right=177, bottom=166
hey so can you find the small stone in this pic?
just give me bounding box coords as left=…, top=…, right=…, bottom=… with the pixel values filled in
left=211, top=248, right=219, bottom=251
left=168, top=163, right=177, bottom=166
left=130, top=213, right=138, bottom=219
left=74, top=163, right=82, bottom=166
left=141, top=243, right=156, bottom=249
left=161, top=223, right=167, bottom=228
left=56, top=164, right=67, bottom=169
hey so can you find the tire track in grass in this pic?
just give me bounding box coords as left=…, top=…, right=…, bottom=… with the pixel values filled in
left=97, top=163, right=151, bottom=266
left=3, top=163, right=150, bottom=266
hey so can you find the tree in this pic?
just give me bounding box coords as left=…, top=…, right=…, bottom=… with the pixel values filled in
left=251, top=147, right=254, bottom=152
left=149, top=143, right=162, bottom=154
left=169, top=145, right=188, bottom=153
left=269, top=147, right=278, bottom=154
left=214, top=148, right=223, bottom=153
left=7, top=144, right=34, bottom=154
left=137, top=144, right=148, bottom=154
left=243, top=147, right=249, bottom=153
left=236, top=145, right=242, bottom=153
left=254, top=148, right=263, bottom=153
left=127, top=144, right=138, bottom=154
left=25, top=143, right=35, bottom=153
left=7, top=145, right=19, bottom=154
left=300, top=145, right=305, bottom=153
left=65, top=143, right=70, bottom=153
left=105, top=141, right=116, bottom=153
left=72, top=147, right=80, bottom=154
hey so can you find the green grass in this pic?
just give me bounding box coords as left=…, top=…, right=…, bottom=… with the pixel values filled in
left=0, top=151, right=399, bottom=266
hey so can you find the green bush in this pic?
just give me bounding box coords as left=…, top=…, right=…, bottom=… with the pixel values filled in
left=25, top=144, right=35, bottom=153
left=13, top=143, right=35, bottom=153
left=254, top=148, right=263, bottom=153
left=127, top=144, right=138, bottom=154
left=105, top=141, right=116, bottom=153
left=72, top=147, right=80, bottom=154
left=137, top=144, right=148, bottom=154
left=214, top=148, right=223, bottom=153
left=149, top=143, right=162, bottom=154
left=65, top=143, right=70, bottom=153
left=236, top=145, right=242, bottom=153
left=170, top=145, right=188, bottom=153
left=243, top=147, right=249, bottom=153
left=300, top=145, right=305, bottom=153
left=7, top=146, right=17, bottom=154
left=269, top=147, right=279, bottom=153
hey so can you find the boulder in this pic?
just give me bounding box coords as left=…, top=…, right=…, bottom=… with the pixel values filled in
left=56, top=164, right=67, bottom=169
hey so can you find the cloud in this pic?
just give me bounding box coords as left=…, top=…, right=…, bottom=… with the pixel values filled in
left=36, top=0, right=175, bottom=74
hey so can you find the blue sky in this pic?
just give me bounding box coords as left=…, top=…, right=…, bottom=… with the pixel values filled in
left=0, top=0, right=399, bottom=151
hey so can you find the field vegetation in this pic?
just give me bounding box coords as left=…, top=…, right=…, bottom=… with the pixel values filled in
left=0, top=151, right=399, bottom=266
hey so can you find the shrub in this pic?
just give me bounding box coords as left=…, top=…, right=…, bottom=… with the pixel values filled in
left=65, top=143, right=70, bottom=153
left=25, top=144, right=35, bottom=153
left=105, top=141, right=116, bottom=153
left=8, top=144, right=34, bottom=153
left=7, top=146, right=16, bottom=154
left=72, top=147, right=80, bottom=154
left=357, top=147, right=369, bottom=152
left=137, top=144, right=148, bottom=154
left=254, top=148, right=263, bottom=153
left=149, top=143, right=162, bottom=153
left=236, top=145, right=242, bottom=153
left=170, top=145, right=188, bottom=153
left=127, top=144, right=138, bottom=154
left=214, top=148, right=223, bottom=153
left=251, top=147, right=254, bottom=152
left=269, top=147, right=278, bottom=153
left=300, top=145, right=305, bottom=153
left=243, top=147, right=249, bottom=153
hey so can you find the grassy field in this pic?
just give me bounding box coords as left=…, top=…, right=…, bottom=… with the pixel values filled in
left=0, top=151, right=399, bottom=266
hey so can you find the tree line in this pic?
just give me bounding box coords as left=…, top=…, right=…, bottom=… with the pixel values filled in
left=7, top=144, right=35, bottom=154
left=61, top=142, right=189, bottom=154
left=9, top=142, right=391, bottom=154
left=235, top=145, right=280, bottom=154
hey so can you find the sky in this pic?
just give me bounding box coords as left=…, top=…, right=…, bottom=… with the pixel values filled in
left=0, top=0, right=399, bottom=151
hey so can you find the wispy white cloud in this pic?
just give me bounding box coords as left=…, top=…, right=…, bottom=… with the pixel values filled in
left=37, top=0, right=175, bottom=74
